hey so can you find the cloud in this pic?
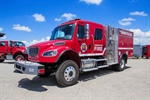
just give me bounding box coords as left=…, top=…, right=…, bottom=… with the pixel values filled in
left=22, top=36, right=50, bottom=46
left=46, top=36, right=50, bottom=40
left=130, top=11, right=148, bottom=16
left=61, top=13, right=77, bottom=21
left=129, top=29, right=150, bottom=45
left=119, top=18, right=135, bottom=26
left=121, top=18, right=135, bottom=21
left=13, top=24, right=31, bottom=32
left=55, top=13, right=77, bottom=21
left=80, top=0, right=103, bottom=5
left=33, top=13, right=45, bottom=22
left=55, top=18, right=62, bottom=22
left=119, top=21, right=131, bottom=26
left=0, top=27, right=3, bottom=31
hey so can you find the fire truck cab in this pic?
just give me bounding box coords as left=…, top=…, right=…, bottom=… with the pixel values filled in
left=14, top=19, right=133, bottom=86
left=0, top=40, right=27, bottom=62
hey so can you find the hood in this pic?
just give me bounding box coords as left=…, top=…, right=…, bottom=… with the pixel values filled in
left=29, top=40, right=66, bottom=48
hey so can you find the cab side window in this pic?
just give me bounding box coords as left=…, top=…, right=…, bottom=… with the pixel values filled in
left=77, top=25, right=85, bottom=39
left=0, top=42, right=5, bottom=46
left=94, top=28, right=102, bottom=40
left=10, top=41, right=14, bottom=47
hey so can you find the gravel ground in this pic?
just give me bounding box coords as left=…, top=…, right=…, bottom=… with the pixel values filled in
left=0, top=59, right=150, bottom=100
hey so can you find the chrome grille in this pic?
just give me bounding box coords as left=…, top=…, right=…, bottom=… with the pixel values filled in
left=29, top=47, right=38, bottom=57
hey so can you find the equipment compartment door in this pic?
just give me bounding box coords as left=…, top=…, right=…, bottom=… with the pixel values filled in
left=106, top=26, right=118, bottom=64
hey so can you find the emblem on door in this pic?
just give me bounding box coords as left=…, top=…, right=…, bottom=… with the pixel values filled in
left=80, top=43, right=87, bottom=52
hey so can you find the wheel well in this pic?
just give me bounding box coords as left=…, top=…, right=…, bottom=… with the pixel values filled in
left=13, top=52, right=24, bottom=59
left=57, top=50, right=81, bottom=68
left=121, top=54, right=127, bottom=64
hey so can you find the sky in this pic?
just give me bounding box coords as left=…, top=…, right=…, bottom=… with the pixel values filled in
left=0, top=0, right=150, bottom=46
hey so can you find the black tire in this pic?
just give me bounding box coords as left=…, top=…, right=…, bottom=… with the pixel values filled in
left=116, top=57, right=126, bottom=71
left=110, top=65, right=116, bottom=71
left=15, top=55, right=24, bottom=61
left=56, top=60, right=79, bottom=87
left=142, top=56, right=143, bottom=58
left=0, top=59, right=4, bottom=63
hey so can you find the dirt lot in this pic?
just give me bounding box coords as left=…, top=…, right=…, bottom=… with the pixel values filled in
left=0, top=59, right=150, bottom=100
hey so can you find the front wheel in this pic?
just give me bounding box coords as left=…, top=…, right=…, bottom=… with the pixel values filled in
left=15, top=55, right=24, bottom=61
left=0, top=59, right=4, bottom=63
left=56, top=60, right=79, bottom=87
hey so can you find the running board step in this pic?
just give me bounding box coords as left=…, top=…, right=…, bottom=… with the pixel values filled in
left=82, top=65, right=109, bottom=72
left=96, top=59, right=107, bottom=61
left=97, top=65, right=109, bottom=68
left=81, top=59, right=107, bottom=62
left=82, top=68, right=98, bottom=72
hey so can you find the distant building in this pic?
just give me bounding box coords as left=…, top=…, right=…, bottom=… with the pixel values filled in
left=133, top=45, right=142, bottom=59
left=0, top=33, right=5, bottom=37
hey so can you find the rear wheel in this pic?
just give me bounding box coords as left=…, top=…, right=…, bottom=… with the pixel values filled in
left=0, top=59, right=4, bottom=63
left=56, top=60, right=79, bottom=87
left=116, top=57, right=126, bottom=71
left=15, top=55, right=24, bottom=61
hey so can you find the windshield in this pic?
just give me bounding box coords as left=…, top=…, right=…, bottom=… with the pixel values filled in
left=50, top=24, right=74, bottom=40
left=13, top=41, right=25, bottom=47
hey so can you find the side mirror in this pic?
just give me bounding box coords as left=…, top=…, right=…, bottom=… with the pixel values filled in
left=84, top=24, right=90, bottom=39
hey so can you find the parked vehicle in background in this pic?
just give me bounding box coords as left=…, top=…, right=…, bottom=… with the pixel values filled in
left=0, top=33, right=5, bottom=37
left=0, top=40, right=28, bottom=62
left=133, top=45, right=142, bottom=59
left=142, top=44, right=150, bottom=59
left=14, top=19, right=134, bottom=86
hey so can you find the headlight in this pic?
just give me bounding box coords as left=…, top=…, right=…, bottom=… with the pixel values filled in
left=22, top=50, right=25, bottom=53
left=42, top=50, right=57, bottom=57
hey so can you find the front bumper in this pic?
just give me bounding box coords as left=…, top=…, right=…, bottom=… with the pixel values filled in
left=14, top=61, right=45, bottom=75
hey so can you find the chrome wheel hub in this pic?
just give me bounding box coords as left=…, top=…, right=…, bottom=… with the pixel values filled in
left=64, top=66, right=76, bottom=82
left=120, top=59, right=125, bottom=68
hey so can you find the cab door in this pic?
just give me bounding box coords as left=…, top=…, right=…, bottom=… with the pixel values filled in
left=76, top=23, right=93, bottom=54
left=93, top=25, right=106, bottom=55
left=11, top=41, right=26, bottom=55
left=7, top=41, right=13, bottom=54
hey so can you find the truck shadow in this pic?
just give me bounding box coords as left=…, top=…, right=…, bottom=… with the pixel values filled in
left=79, top=66, right=131, bottom=82
left=17, top=66, right=131, bottom=92
left=18, top=74, right=57, bottom=92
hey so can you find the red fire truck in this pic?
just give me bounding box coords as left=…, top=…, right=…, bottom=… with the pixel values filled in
left=0, top=40, right=27, bottom=62
left=14, top=19, right=133, bottom=86
left=142, top=44, right=150, bottom=59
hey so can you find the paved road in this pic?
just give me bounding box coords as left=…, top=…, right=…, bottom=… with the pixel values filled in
left=0, top=59, right=150, bottom=100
